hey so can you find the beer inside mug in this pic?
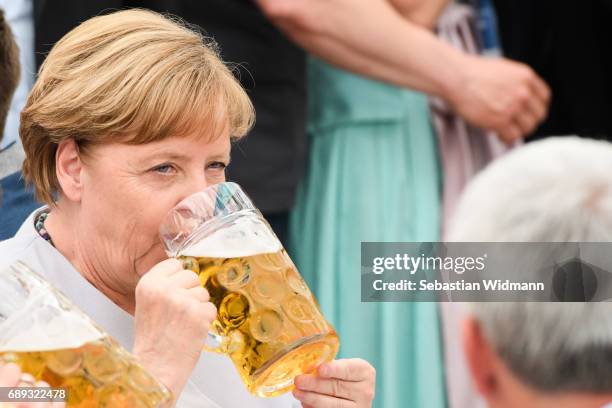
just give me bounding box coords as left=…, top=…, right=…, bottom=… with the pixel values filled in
left=165, top=182, right=339, bottom=398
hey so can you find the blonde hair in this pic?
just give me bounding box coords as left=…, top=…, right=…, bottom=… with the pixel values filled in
left=21, top=9, right=255, bottom=205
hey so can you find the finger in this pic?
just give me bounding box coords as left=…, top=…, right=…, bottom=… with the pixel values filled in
left=295, top=374, right=356, bottom=400
left=0, top=363, right=21, bottom=386
left=513, top=109, right=538, bottom=135
left=186, top=286, right=211, bottom=303
left=318, top=359, right=373, bottom=382
left=524, top=91, right=547, bottom=123
left=164, top=259, right=184, bottom=275
left=530, top=75, right=551, bottom=104
left=35, top=380, right=50, bottom=387
left=17, top=373, right=36, bottom=387
left=498, top=124, right=523, bottom=145
left=149, top=258, right=183, bottom=277
left=190, top=299, right=218, bottom=322
left=202, top=302, right=218, bottom=320
left=293, top=389, right=355, bottom=408
left=171, top=270, right=201, bottom=289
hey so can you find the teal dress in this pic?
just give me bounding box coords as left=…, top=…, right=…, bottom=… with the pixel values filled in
left=289, top=59, right=446, bottom=408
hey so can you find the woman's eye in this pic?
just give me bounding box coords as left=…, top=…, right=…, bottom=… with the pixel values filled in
left=207, top=161, right=227, bottom=170
left=151, top=164, right=176, bottom=174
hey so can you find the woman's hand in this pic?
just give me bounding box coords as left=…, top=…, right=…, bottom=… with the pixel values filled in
left=0, top=362, right=65, bottom=407
left=132, top=259, right=217, bottom=398
left=292, top=359, right=376, bottom=408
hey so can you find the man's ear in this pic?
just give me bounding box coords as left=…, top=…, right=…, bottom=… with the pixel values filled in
left=462, top=317, right=499, bottom=399
left=55, top=139, right=83, bottom=202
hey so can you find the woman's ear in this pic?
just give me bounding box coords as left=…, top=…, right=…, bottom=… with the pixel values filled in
left=55, top=139, right=84, bottom=202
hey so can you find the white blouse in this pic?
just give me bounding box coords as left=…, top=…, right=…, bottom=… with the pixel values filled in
left=0, top=208, right=300, bottom=408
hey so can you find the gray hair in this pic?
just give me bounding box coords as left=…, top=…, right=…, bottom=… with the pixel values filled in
left=448, top=137, right=612, bottom=393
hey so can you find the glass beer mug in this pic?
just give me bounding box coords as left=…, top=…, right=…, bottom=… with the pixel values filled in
left=0, top=261, right=173, bottom=408
left=160, top=182, right=339, bottom=397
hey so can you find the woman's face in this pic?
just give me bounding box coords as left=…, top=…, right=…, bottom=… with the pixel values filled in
left=77, top=131, right=231, bottom=289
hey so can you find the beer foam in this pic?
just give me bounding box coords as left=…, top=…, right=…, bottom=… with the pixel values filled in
left=0, top=296, right=104, bottom=352
left=181, top=216, right=282, bottom=258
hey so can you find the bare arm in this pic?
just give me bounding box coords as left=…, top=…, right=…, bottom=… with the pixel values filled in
left=255, top=0, right=550, bottom=142
left=256, top=0, right=460, bottom=97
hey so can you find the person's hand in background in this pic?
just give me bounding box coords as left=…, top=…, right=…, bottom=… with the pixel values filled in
left=293, top=359, right=376, bottom=408
left=0, top=362, right=65, bottom=408
left=448, top=56, right=551, bottom=144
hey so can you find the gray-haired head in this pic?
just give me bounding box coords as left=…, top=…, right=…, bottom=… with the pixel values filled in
left=448, top=137, right=612, bottom=393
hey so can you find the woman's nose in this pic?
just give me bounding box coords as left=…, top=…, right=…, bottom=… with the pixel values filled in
left=188, top=173, right=210, bottom=195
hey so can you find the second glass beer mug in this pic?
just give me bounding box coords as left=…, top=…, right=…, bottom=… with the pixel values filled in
left=160, top=182, right=339, bottom=397
left=0, top=261, right=173, bottom=408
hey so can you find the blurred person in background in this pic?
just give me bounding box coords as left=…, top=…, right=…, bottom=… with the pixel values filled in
left=464, top=301, right=612, bottom=408
left=289, top=1, right=449, bottom=406
left=448, top=137, right=612, bottom=408
left=0, top=0, right=34, bottom=152
left=0, top=7, right=39, bottom=239
left=0, top=8, right=19, bottom=151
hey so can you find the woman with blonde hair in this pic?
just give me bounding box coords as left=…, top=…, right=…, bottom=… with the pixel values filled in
left=0, top=9, right=375, bottom=407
